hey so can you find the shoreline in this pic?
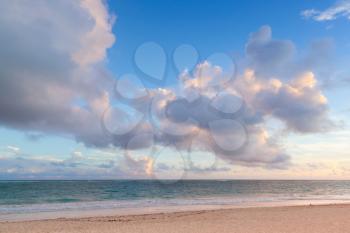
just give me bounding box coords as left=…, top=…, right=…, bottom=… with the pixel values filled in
left=2, top=199, right=350, bottom=222
left=1, top=203, right=350, bottom=233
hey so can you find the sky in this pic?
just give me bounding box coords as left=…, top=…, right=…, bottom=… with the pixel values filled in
left=0, top=0, right=350, bottom=180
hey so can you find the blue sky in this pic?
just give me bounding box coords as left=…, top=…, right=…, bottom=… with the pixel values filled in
left=108, top=0, right=349, bottom=76
left=1, top=0, right=350, bottom=179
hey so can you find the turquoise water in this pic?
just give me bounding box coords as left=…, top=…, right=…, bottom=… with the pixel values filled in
left=1, top=180, right=350, bottom=217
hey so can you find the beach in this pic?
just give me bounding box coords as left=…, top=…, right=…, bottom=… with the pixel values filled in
left=2, top=180, right=350, bottom=232
left=1, top=204, right=350, bottom=233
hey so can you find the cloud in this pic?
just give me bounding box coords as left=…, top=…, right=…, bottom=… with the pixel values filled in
left=149, top=63, right=292, bottom=168
left=7, top=146, right=20, bottom=155
left=109, top=26, right=334, bottom=169
left=25, top=132, right=45, bottom=141
left=120, top=154, right=154, bottom=177
left=0, top=1, right=335, bottom=177
left=0, top=148, right=231, bottom=179
left=0, top=155, right=122, bottom=179
left=302, top=0, right=350, bottom=21
left=0, top=150, right=166, bottom=179
left=0, top=0, right=115, bottom=147
left=50, top=151, right=85, bottom=168
left=244, top=26, right=334, bottom=83
left=72, top=0, right=116, bottom=66
left=236, top=70, right=333, bottom=133
left=102, top=59, right=332, bottom=169
left=245, top=25, right=295, bottom=77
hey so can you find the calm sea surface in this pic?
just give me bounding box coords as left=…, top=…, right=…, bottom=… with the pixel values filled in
left=1, top=180, right=350, bottom=219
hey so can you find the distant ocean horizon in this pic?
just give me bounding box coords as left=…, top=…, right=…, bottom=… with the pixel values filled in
left=1, top=180, right=350, bottom=221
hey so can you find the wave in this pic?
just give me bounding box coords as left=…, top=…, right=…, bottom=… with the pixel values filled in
left=2, top=194, right=350, bottom=216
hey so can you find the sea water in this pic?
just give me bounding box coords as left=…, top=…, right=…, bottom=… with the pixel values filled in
left=1, top=180, right=350, bottom=220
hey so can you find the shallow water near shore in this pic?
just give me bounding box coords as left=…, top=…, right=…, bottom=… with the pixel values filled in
left=1, top=180, right=350, bottom=221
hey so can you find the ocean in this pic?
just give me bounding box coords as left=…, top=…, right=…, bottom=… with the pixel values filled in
left=1, top=180, right=350, bottom=220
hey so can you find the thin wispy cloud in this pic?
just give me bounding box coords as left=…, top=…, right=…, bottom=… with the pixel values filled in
left=302, top=0, right=350, bottom=21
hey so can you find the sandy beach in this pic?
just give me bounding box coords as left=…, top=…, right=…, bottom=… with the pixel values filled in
left=1, top=204, right=350, bottom=233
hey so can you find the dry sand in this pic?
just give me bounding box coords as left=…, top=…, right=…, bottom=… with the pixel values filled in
left=1, top=204, right=350, bottom=233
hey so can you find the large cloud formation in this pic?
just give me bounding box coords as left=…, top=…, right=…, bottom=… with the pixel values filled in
left=129, top=63, right=331, bottom=168
left=100, top=26, right=333, bottom=170
left=0, top=0, right=115, bottom=146
left=0, top=1, right=335, bottom=178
